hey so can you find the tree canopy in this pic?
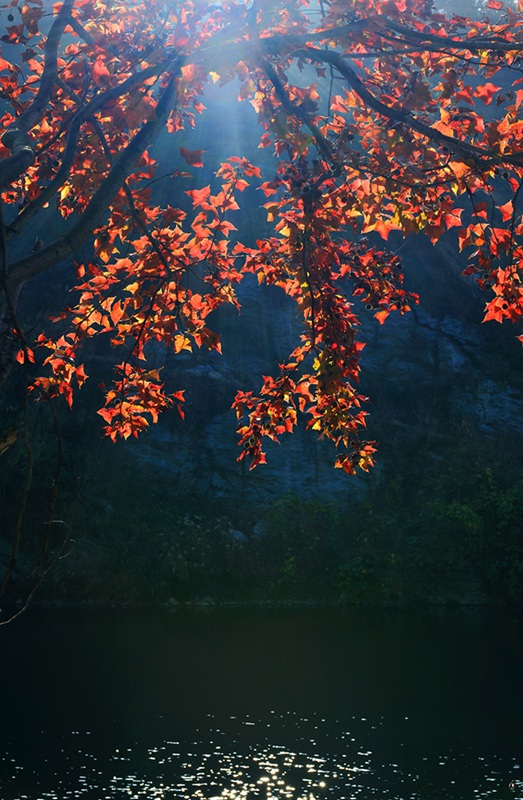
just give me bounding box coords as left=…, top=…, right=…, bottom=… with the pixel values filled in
left=1, top=0, right=523, bottom=474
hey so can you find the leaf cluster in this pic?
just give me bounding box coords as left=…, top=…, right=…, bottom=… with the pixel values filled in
left=2, top=0, right=523, bottom=471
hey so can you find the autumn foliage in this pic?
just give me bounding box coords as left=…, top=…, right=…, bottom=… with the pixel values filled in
left=1, top=0, right=523, bottom=474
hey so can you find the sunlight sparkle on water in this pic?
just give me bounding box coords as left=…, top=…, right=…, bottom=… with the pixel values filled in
left=0, top=711, right=515, bottom=800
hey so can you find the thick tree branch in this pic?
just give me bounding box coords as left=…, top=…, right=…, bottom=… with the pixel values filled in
left=240, top=19, right=523, bottom=56
left=9, top=114, right=86, bottom=237
left=1, top=47, right=179, bottom=198
left=380, top=17, right=523, bottom=54
left=259, top=57, right=333, bottom=162
left=5, top=62, right=182, bottom=290
left=0, top=201, right=24, bottom=389
left=297, top=45, right=523, bottom=169
left=0, top=0, right=76, bottom=187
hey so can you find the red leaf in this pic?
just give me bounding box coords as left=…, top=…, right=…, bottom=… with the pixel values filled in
left=186, top=185, right=211, bottom=206
left=75, top=364, right=88, bottom=388
left=15, top=347, right=35, bottom=364
left=0, top=57, right=15, bottom=72
left=180, top=147, right=205, bottom=167
left=474, top=83, right=501, bottom=105
left=93, top=57, right=110, bottom=85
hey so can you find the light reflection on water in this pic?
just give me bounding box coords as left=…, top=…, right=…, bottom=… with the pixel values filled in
left=1, top=608, right=522, bottom=800
left=1, top=711, right=518, bottom=800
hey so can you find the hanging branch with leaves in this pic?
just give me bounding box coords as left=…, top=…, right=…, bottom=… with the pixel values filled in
left=1, top=0, right=523, bottom=473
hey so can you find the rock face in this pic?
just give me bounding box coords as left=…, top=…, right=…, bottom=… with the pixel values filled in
left=361, top=235, right=523, bottom=437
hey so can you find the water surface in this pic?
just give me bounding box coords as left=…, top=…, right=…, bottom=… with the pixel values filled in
left=0, top=607, right=522, bottom=799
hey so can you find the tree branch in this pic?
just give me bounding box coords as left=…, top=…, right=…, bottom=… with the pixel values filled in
left=296, top=45, right=523, bottom=169
left=1, top=46, right=179, bottom=195
left=259, top=57, right=333, bottom=161
left=379, top=16, right=523, bottom=54
left=4, top=61, right=182, bottom=291
left=0, top=0, right=76, bottom=187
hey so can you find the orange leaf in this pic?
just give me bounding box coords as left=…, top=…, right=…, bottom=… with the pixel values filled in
left=0, top=57, right=15, bottom=72
left=75, top=364, right=88, bottom=388
left=499, top=199, right=514, bottom=222
left=15, top=347, right=35, bottom=364
left=374, top=310, right=389, bottom=325
left=110, top=300, right=124, bottom=326
left=173, top=334, right=192, bottom=353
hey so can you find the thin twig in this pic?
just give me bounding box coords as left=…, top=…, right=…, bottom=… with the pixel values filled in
left=0, top=532, right=72, bottom=626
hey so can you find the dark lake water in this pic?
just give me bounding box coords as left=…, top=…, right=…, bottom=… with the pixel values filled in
left=0, top=607, right=522, bottom=800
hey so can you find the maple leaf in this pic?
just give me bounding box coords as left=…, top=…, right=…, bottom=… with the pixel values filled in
left=93, top=56, right=111, bottom=85
left=0, top=57, right=16, bottom=72
left=474, top=83, right=501, bottom=105
left=180, top=147, right=205, bottom=167
left=15, top=347, right=35, bottom=364
left=499, top=200, right=514, bottom=222
left=374, top=309, right=389, bottom=324
left=186, top=185, right=211, bottom=205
